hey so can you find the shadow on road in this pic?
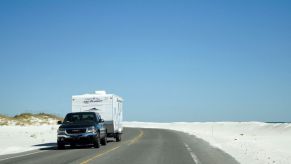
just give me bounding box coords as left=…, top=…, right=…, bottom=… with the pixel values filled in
left=34, top=143, right=56, bottom=147
left=33, top=140, right=116, bottom=151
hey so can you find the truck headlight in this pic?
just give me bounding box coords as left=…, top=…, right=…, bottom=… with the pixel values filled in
left=58, top=128, right=66, bottom=134
left=87, top=126, right=96, bottom=133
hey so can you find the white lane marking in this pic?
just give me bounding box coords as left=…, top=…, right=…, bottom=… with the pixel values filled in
left=184, top=143, right=201, bottom=164
left=0, top=150, right=48, bottom=161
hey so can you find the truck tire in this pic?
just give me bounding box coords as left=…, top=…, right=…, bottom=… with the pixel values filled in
left=70, top=143, right=76, bottom=148
left=115, top=133, right=121, bottom=142
left=101, top=136, right=107, bottom=145
left=93, top=133, right=101, bottom=148
left=57, top=142, right=65, bottom=149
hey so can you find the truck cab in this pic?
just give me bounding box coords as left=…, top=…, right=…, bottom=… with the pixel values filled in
left=57, top=112, right=107, bottom=149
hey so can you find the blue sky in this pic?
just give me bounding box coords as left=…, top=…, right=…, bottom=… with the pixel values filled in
left=0, top=0, right=290, bottom=122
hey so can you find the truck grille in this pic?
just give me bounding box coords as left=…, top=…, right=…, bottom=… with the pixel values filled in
left=66, top=129, right=86, bottom=134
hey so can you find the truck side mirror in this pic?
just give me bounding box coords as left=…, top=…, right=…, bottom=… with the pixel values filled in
left=100, top=119, right=104, bottom=123
left=57, top=120, right=63, bottom=125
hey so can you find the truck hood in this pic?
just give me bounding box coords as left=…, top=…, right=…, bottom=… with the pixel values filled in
left=60, top=123, right=95, bottom=129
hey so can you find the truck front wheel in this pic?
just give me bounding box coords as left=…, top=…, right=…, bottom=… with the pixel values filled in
left=57, top=142, right=65, bottom=149
left=70, top=143, right=76, bottom=148
left=101, top=136, right=107, bottom=145
left=93, top=133, right=101, bottom=148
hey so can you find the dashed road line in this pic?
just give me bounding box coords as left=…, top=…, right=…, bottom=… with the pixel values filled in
left=184, top=143, right=201, bottom=164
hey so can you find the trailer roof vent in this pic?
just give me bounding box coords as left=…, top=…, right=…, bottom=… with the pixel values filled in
left=95, top=91, right=106, bottom=95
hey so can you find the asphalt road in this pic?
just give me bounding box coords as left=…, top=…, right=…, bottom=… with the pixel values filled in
left=0, top=128, right=239, bottom=164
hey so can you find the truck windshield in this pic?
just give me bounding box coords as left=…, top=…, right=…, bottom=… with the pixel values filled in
left=63, top=113, right=96, bottom=123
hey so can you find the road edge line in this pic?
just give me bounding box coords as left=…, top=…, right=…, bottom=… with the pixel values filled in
left=0, top=150, right=48, bottom=161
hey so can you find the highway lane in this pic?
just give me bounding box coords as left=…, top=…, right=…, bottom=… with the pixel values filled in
left=0, top=128, right=239, bottom=164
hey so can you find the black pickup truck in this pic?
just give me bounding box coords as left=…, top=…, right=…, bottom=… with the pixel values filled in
left=57, top=112, right=107, bottom=149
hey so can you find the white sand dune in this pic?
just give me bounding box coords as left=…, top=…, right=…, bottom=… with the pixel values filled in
left=0, top=125, right=58, bottom=155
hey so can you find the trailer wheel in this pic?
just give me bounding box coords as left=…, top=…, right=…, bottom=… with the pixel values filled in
left=115, top=133, right=121, bottom=142
left=93, top=133, right=101, bottom=148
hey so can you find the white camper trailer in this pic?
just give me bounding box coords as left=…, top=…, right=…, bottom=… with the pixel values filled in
left=72, top=91, right=123, bottom=141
